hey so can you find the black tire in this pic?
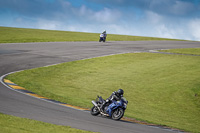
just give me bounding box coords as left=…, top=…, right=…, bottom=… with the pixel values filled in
left=111, top=108, right=124, bottom=120
left=99, top=39, right=101, bottom=42
left=91, top=106, right=100, bottom=116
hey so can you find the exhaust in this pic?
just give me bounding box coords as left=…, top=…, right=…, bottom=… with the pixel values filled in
left=91, top=101, right=101, bottom=112
left=91, top=100, right=108, bottom=116
left=92, top=101, right=98, bottom=106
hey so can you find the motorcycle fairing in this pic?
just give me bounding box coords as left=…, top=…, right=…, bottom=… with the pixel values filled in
left=106, top=101, right=122, bottom=116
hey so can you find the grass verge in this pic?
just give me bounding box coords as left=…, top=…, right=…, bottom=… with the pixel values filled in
left=159, top=48, right=200, bottom=107
left=0, top=113, right=95, bottom=133
left=160, top=48, right=200, bottom=55
left=6, top=49, right=200, bottom=132
left=0, top=26, right=183, bottom=43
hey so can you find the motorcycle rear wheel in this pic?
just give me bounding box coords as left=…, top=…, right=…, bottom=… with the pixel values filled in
left=91, top=106, right=100, bottom=116
left=111, top=108, right=124, bottom=120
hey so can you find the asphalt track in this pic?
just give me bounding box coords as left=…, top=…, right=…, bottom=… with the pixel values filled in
left=0, top=41, right=200, bottom=133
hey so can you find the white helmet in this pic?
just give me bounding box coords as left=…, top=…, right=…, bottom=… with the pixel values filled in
left=103, top=30, right=106, bottom=33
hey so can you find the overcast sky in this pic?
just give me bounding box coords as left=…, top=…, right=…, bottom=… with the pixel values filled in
left=0, top=0, right=200, bottom=41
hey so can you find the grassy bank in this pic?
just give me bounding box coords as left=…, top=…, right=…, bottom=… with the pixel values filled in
left=7, top=48, right=200, bottom=132
left=0, top=26, right=182, bottom=43
left=160, top=48, right=200, bottom=55
left=159, top=48, right=200, bottom=105
left=0, top=113, right=94, bottom=133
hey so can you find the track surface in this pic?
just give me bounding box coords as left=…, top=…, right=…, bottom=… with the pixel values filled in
left=0, top=41, right=200, bottom=133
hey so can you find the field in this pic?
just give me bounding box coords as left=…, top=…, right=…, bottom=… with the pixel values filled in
left=160, top=48, right=200, bottom=55
left=0, top=26, right=183, bottom=43
left=6, top=48, right=200, bottom=132
left=0, top=113, right=94, bottom=133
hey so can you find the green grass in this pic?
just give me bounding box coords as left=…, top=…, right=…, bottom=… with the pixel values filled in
left=159, top=48, right=200, bottom=107
left=0, top=113, right=95, bottom=133
left=160, top=48, right=200, bottom=55
left=0, top=26, right=183, bottom=43
left=7, top=50, right=200, bottom=132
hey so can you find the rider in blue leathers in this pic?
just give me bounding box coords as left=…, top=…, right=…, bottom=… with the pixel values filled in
left=101, top=89, right=124, bottom=109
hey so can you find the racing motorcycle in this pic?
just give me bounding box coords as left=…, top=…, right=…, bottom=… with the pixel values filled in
left=99, top=34, right=106, bottom=42
left=91, top=95, right=128, bottom=120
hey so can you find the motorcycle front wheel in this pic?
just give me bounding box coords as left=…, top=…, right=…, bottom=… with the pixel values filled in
left=111, top=108, right=124, bottom=120
left=91, top=106, right=100, bottom=116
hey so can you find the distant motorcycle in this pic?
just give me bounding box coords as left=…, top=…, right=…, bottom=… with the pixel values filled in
left=91, top=95, right=128, bottom=120
left=99, top=34, right=106, bottom=42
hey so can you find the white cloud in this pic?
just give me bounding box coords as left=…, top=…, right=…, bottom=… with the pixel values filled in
left=189, top=19, right=200, bottom=41
left=92, top=8, right=121, bottom=23
left=154, top=24, right=177, bottom=39
left=36, top=19, right=97, bottom=33
left=78, top=5, right=92, bottom=16
left=36, top=19, right=65, bottom=30
left=142, top=11, right=175, bottom=38
left=145, top=11, right=163, bottom=24
left=136, top=10, right=197, bottom=41
left=104, top=24, right=136, bottom=35
left=75, top=5, right=121, bottom=23
left=151, top=24, right=193, bottom=40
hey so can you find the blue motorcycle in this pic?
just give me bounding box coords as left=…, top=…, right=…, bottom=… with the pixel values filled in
left=99, top=36, right=106, bottom=42
left=99, top=33, right=106, bottom=42
left=91, top=96, right=128, bottom=120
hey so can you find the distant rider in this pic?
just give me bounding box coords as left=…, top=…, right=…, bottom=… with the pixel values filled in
left=100, top=30, right=107, bottom=40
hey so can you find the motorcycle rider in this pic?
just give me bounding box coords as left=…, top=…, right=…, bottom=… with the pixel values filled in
left=102, top=30, right=107, bottom=39
left=101, top=89, right=124, bottom=109
left=99, top=30, right=107, bottom=41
